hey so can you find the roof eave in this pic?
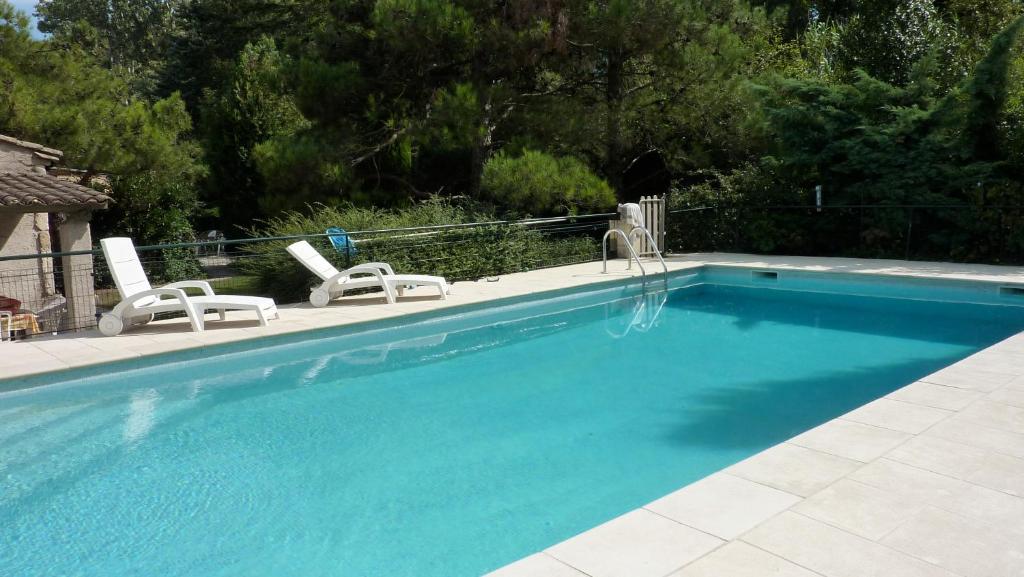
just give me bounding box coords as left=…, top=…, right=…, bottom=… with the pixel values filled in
left=0, top=202, right=109, bottom=214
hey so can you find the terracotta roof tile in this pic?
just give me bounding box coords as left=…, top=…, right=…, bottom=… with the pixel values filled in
left=0, top=172, right=110, bottom=211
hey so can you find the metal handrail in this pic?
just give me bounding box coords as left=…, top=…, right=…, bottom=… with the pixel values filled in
left=628, top=226, right=669, bottom=286
left=602, top=229, right=647, bottom=279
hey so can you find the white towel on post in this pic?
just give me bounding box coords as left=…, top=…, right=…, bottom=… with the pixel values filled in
left=619, top=203, right=644, bottom=228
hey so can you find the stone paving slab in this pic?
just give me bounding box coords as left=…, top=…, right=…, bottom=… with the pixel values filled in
left=644, top=473, right=801, bottom=540
left=788, top=418, right=911, bottom=462
left=543, top=509, right=723, bottom=577
left=669, top=541, right=821, bottom=577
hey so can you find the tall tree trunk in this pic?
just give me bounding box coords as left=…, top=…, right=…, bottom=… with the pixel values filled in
left=605, top=49, right=625, bottom=195
left=468, top=128, right=493, bottom=198
left=468, top=88, right=495, bottom=198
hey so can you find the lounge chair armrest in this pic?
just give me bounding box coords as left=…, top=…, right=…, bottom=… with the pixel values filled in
left=362, top=262, right=395, bottom=275
left=328, top=266, right=388, bottom=284
left=320, top=264, right=398, bottom=303
left=164, top=280, right=216, bottom=296
left=124, top=287, right=191, bottom=304
left=340, top=263, right=395, bottom=277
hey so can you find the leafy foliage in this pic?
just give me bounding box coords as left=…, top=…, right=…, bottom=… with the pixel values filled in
left=37, top=0, right=181, bottom=96
left=146, top=0, right=781, bottom=223
left=836, top=0, right=953, bottom=86
left=671, top=14, right=1024, bottom=263
left=481, top=149, right=616, bottom=216
left=200, top=36, right=310, bottom=230
left=239, top=200, right=601, bottom=301
left=0, top=1, right=202, bottom=248
left=6, top=0, right=1024, bottom=268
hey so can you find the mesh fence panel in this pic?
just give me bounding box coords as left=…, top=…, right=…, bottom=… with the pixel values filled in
left=0, top=215, right=612, bottom=337
left=667, top=205, right=1024, bottom=264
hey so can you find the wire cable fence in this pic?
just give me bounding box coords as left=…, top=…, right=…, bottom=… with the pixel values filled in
left=667, top=204, right=1024, bottom=264
left=0, top=214, right=615, bottom=338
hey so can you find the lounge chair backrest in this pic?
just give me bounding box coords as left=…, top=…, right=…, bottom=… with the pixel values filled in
left=101, top=237, right=155, bottom=303
left=287, top=241, right=341, bottom=282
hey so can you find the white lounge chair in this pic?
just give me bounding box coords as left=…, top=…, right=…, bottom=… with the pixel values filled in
left=286, top=240, right=449, bottom=307
left=98, top=237, right=279, bottom=336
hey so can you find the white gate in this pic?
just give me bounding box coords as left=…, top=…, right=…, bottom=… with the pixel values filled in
left=638, top=195, right=666, bottom=255
left=608, top=195, right=667, bottom=257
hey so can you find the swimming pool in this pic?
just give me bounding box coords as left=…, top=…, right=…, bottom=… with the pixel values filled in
left=3, top=266, right=1024, bottom=577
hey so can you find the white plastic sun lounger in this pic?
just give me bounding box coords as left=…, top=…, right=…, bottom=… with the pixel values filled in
left=286, top=240, right=449, bottom=307
left=98, top=237, right=279, bottom=336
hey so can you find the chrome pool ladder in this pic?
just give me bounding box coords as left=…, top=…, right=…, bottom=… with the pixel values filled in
left=601, top=226, right=669, bottom=287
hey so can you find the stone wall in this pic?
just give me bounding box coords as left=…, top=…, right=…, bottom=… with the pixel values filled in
left=0, top=135, right=98, bottom=332
left=0, top=212, right=55, bottom=308
left=0, top=140, right=54, bottom=175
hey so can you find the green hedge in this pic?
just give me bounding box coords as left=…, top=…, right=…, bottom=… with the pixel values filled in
left=238, top=201, right=602, bottom=302
left=667, top=196, right=1024, bottom=264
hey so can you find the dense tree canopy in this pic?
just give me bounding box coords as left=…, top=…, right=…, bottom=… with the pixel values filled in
left=0, top=1, right=202, bottom=245
left=2, top=0, right=1024, bottom=263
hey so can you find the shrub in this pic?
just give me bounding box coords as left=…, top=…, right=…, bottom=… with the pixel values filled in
left=91, top=174, right=205, bottom=287
left=157, top=246, right=204, bottom=283
left=481, top=149, right=617, bottom=216
left=238, top=199, right=601, bottom=302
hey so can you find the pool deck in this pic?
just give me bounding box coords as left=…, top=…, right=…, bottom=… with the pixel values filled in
left=6, top=253, right=1024, bottom=577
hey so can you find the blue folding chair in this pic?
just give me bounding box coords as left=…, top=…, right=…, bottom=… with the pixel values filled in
left=326, top=227, right=357, bottom=264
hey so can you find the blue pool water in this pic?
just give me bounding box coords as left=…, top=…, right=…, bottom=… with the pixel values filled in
left=4, top=268, right=1024, bottom=577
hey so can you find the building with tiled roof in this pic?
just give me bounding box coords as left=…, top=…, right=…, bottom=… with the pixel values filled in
left=0, top=135, right=109, bottom=333
left=0, top=172, right=111, bottom=211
